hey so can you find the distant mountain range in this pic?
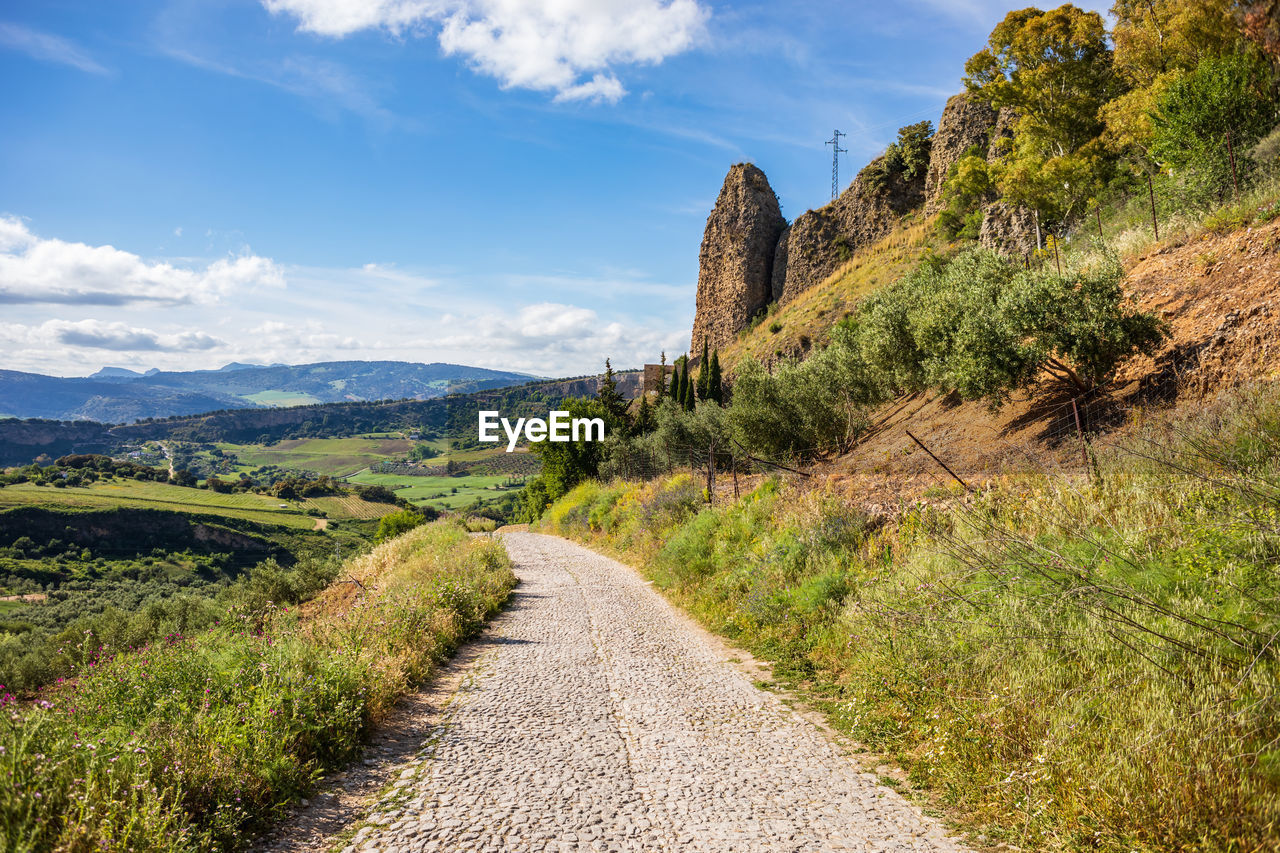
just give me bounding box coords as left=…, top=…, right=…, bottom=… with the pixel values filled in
left=0, top=361, right=538, bottom=423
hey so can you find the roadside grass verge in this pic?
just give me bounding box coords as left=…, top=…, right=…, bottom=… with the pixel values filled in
left=0, top=523, right=515, bottom=852
left=538, top=384, right=1280, bottom=852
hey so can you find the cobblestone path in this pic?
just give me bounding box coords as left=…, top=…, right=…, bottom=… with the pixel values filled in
left=341, top=532, right=968, bottom=852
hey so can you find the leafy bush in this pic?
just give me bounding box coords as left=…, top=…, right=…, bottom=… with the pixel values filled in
left=1152, top=52, right=1280, bottom=207
left=727, top=341, right=877, bottom=460
left=847, top=249, right=1166, bottom=403
left=374, top=508, right=427, bottom=543
left=936, top=148, right=993, bottom=240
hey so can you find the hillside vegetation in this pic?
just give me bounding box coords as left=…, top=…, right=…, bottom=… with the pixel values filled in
left=538, top=382, right=1280, bottom=851
left=510, top=7, right=1280, bottom=851
left=0, top=523, right=514, bottom=851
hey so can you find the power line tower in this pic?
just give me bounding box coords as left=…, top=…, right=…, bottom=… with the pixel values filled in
left=825, top=129, right=847, bottom=201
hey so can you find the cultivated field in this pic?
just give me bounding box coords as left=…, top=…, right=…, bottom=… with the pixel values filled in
left=300, top=494, right=400, bottom=520
left=0, top=480, right=318, bottom=528
left=345, top=470, right=515, bottom=509
left=208, top=434, right=533, bottom=511
left=219, top=436, right=414, bottom=476
left=241, top=390, right=324, bottom=407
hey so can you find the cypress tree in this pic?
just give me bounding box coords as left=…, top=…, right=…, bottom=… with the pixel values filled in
left=709, top=349, right=723, bottom=404
left=682, top=365, right=696, bottom=411
left=597, top=358, right=627, bottom=421
left=696, top=339, right=710, bottom=400
left=669, top=358, right=682, bottom=404
left=636, top=393, right=653, bottom=433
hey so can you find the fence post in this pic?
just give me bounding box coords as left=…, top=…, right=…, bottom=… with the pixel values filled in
left=1146, top=173, right=1160, bottom=241
left=1227, top=130, right=1240, bottom=200
left=706, top=440, right=715, bottom=503
left=1053, top=233, right=1062, bottom=277
left=1096, top=206, right=1104, bottom=242
left=732, top=453, right=739, bottom=499
left=1072, top=398, right=1088, bottom=470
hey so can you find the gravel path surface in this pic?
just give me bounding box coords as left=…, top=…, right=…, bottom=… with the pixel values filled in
left=324, top=531, right=969, bottom=853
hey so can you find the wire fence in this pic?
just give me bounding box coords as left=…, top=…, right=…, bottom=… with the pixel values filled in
left=605, top=383, right=1237, bottom=512
left=1014, top=122, right=1279, bottom=272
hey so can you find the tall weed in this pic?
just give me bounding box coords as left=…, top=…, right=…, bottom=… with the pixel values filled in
left=0, top=523, right=515, bottom=852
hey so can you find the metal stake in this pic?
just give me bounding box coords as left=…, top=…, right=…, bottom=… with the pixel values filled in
left=1146, top=173, right=1159, bottom=241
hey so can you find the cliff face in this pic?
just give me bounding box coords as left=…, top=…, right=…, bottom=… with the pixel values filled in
left=690, top=97, right=1038, bottom=354
left=772, top=155, right=926, bottom=305
left=924, top=92, right=997, bottom=215
left=979, top=107, right=1040, bottom=255
left=691, top=164, right=787, bottom=352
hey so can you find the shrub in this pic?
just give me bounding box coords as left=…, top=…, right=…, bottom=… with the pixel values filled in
left=848, top=249, right=1166, bottom=404
left=374, top=509, right=426, bottom=543
left=1152, top=53, right=1280, bottom=207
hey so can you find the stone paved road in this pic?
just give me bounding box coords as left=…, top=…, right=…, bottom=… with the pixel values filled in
left=344, top=532, right=968, bottom=853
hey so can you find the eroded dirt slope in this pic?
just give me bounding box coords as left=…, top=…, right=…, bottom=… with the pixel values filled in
left=817, top=220, right=1280, bottom=506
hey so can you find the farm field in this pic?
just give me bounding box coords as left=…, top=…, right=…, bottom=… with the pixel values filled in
left=219, top=436, right=414, bottom=476
left=241, top=390, right=323, bottom=407
left=300, top=494, right=400, bottom=520
left=345, top=470, right=517, bottom=510
left=0, top=480, right=320, bottom=528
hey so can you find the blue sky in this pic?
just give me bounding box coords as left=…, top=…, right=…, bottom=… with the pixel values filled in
left=0, top=0, right=1109, bottom=378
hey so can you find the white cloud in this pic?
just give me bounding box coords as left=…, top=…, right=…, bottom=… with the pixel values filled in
left=260, top=0, right=441, bottom=36
left=0, top=216, right=284, bottom=306
left=262, top=0, right=709, bottom=103
left=432, top=301, right=687, bottom=373
left=356, top=262, right=439, bottom=289
left=0, top=319, right=225, bottom=352
left=553, top=73, right=626, bottom=105
left=0, top=22, right=109, bottom=75
left=161, top=48, right=402, bottom=125
left=248, top=319, right=363, bottom=352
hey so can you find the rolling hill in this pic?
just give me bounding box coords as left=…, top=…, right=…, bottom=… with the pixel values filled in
left=0, top=360, right=537, bottom=423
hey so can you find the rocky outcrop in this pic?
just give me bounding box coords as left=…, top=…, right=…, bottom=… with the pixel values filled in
left=772, top=155, right=927, bottom=305
left=690, top=102, right=1042, bottom=346
left=979, top=202, right=1039, bottom=256
left=771, top=212, right=839, bottom=304
left=984, top=106, right=1018, bottom=161
left=977, top=107, right=1040, bottom=255
left=691, top=164, right=787, bottom=352
left=924, top=92, right=997, bottom=215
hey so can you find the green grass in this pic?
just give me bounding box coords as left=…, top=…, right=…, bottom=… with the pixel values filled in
left=0, top=523, right=515, bottom=851
left=299, top=494, right=399, bottom=521
left=344, top=470, right=513, bottom=510
left=218, top=437, right=413, bottom=477
left=0, top=480, right=318, bottom=529
left=538, top=384, right=1280, bottom=852
left=239, top=390, right=324, bottom=407
left=720, top=218, right=936, bottom=374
